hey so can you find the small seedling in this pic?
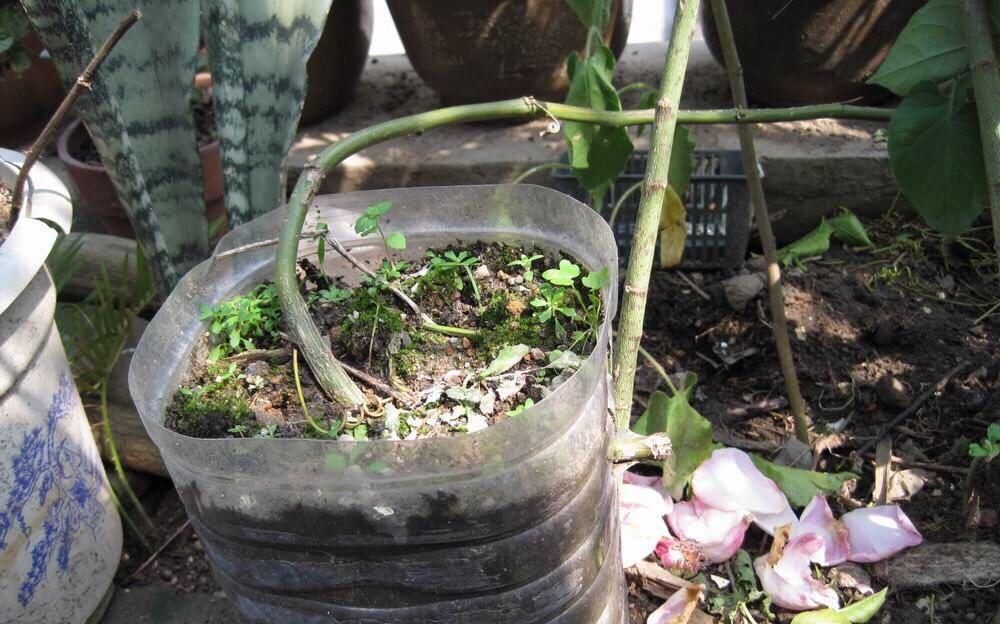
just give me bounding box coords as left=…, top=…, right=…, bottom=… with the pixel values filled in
left=530, top=284, right=579, bottom=341
left=532, top=260, right=607, bottom=345
left=507, top=398, right=535, bottom=417
left=426, top=250, right=483, bottom=308
left=200, top=283, right=283, bottom=360
left=317, top=286, right=351, bottom=304
left=969, top=423, right=1000, bottom=461
left=255, top=423, right=279, bottom=439
left=508, top=253, right=544, bottom=281
left=228, top=424, right=250, bottom=437
left=355, top=200, right=406, bottom=259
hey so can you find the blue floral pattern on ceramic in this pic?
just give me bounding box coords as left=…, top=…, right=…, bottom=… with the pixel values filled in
left=0, top=375, right=106, bottom=607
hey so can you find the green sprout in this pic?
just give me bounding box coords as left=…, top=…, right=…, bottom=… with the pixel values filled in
left=507, top=398, right=535, bottom=417
left=426, top=250, right=483, bottom=309
left=316, top=286, right=351, bottom=304
left=508, top=253, right=544, bottom=281
left=969, top=423, right=1000, bottom=460
left=199, top=283, right=283, bottom=360
left=228, top=424, right=250, bottom=438
left=355, top=200, right=406, bottom=259
left=531, top=260, right=607, bottom=346
left=255, top=423, right=279, bottom=439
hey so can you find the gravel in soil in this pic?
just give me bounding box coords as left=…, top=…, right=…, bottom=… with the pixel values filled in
left=166, top=242, right=606, bottom=441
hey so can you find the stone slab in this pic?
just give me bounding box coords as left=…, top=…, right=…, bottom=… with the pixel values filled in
left=99, top=584, right=237, bottom=624
left=290, top=40, right=897, bottom=244
left=873, top=542, right=1000, bottom=590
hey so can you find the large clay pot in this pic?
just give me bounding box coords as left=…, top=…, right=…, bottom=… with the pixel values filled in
left=701, top=0, right=926, bottom=106
left=300, top=0, right=374, bottom=126
left=57, top=117, right=225, bottom=241
left=387, top=0, right=632, bottom=104
left=0, top=148, right=121, bottom=624
left=0, top=31, right=65, bottom=145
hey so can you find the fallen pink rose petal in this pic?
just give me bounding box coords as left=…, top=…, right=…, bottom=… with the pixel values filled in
left=646, top=585, right=703, bottom=624
left=691, top=448, right=788, bottom=515
left=754, top=529, right=840, bottom=611
left=753, top=499, right=798, bottom=536
left=668, top=497, right=749, bottom=563
left=623, top=470, right=674, bottom=516
left=620, top=483, right=671, bottom=568
left=790, top=494, right=850, bottom=566
left=655, top=536, right=706, bottom=575
left=841, top=505, right=922, bottom=563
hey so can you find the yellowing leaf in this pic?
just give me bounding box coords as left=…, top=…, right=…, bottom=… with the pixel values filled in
left=658, top=185, right=686, bottom=268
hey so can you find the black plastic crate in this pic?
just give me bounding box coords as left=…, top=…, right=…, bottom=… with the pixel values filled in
left=552, top=150, right=752, bottom=269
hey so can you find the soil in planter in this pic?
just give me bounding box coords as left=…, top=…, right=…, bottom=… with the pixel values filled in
left=165, top=242, right=609, bottom=441
left=0, top=181, right=11, bottom=246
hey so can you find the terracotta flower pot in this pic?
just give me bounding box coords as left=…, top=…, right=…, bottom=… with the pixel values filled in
left=0, top=32, right=65, bottom=145
left=387, top=0, right=632, bottom=104
left=700, top=0, right=926, bottom=106
left=57, top=116, right=225, bottom=241
left=300, top=0, right=374, bottom=126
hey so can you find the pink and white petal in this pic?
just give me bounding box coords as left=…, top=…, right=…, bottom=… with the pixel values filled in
left=790, top=495, right=850, bottom=566
left=842, top=505, right=923, bottom=563
left=620, top=483, right=671, bottom=568
left=655, top=537, right=706, bottom=575
left=755, top=534, right=840, bottom=611
left=753, top=499, right=798, bottom=537
left=691, top=448, right=788, bottom=515
left=668, top=498, right=750, bottom=564
left=624, top=470, right=674, bottom=516
left=646, top=585, right=704, bottom=624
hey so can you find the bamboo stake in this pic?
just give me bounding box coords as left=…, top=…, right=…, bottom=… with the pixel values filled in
left=708, top=0, right=810, bottom=443
left=611, top=0, right=702, bottom=430
left=960, top=0, right=1000, bottom=281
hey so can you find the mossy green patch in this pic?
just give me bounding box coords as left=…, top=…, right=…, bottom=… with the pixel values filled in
left=476, top=292, right=544, bottom=357
left=390, top=345, right=425, bottom=378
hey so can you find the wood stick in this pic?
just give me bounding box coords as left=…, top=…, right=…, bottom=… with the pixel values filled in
left=322, top=232, right=425, bottom=321
left=122, top=518, right=191, bottom=586
left=608, top=433, right=672, bottom=462
left=708, top=0, right=811, bottom=444
left=10, top=10, right=141, bottom=215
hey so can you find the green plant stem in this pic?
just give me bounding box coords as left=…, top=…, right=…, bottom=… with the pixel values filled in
left=608, top=432, right=672, bottom=462
left=637, top=343, right=679, bottom=395
left=709, top=0, right=811, bottom=443
left=422, top=320, right=480, bottom=339
left=960, top=0, right=1000, bottom=280
left=511, top=162, right=572, bottom=184
left=292, top=348, right=329, bottom=435
left=277, top=98, right=895, bottom=408
left=617, top=82, right=658, bottom=96
left=611, top=0, right=702, bottom=430
left=963, top=455, right=983, bottom=503
left=608, top=180, right=644, bottom=227
left=100, top=383, right=155, bottom=533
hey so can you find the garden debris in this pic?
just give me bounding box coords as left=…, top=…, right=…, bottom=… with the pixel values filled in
left=885, top=468, right=936, bottom=503
left=773, top=437, right=813, bottom=470
left=776, top=208, right=872, bottom=267
left=873, top=542, right=1000, bottom=589
left=726, top=396, right=787, bottom=418
left=875, top=374, right=911, bottom=411
left=830, top=563, right=874, bottom=595
left=722, top=273, right=765, bottom=309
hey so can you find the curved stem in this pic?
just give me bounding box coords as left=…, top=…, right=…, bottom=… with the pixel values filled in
left=608, top=180, right=644, bottom=228
left=293, top=348, right=329, bottom=435
left=277, top=98, right=894, bottom=407
left=421, top=320, right=480, bottom=339
left=617, top=82, right=658, bottom=96
left=511, top=162, right=572, bottom=184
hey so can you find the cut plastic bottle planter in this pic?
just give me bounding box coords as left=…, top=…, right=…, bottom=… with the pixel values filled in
left=130, top=185, right=626, bottom=623
left=0, top=148, right=121, bottom=624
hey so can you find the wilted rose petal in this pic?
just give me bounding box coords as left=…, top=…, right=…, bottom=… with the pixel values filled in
left=620, top=483, right=671, bottom=568
left=646, top=585, right=703, bottom=624
left=624, top=470, right=674, bottom=516
left=753, top=499, right=798, bottom=536
left=754, top=531, right=840, bottom=611
left=655, top=536, right=706, bottom=575
left=691, top=448, right=788, bottom=515
left=668, top=497, right=749, bottom=563
left=789, top=494, right=850, bottom=566
left=841, top=505, right=922, bottom=563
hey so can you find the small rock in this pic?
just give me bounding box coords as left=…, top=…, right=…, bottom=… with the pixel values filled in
left=479, top=389, right=496, bottom=415
left=774, top=437, right=813, bottom=470
left=497, top=270, right=511, bottom=280
left=466, top=413, right=489, bottom=433
left=474, top=264, right=491, bottom=279
left=514, top=275, right=524, bottom=285
left=876, top=374, right=911, bottom=410
left=722, top=273, right=766, bottom=309
left=245, top=360, right=270, bottom=379
left=461, top=337, right=473, bottom=349
left=530, top=347, right=545, bottom=362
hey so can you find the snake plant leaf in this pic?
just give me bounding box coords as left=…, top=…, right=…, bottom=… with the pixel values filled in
left=76, top=0, right=207, bottom=276
left=203, top=0, right=333, bottom=227
left=562, top=45, right=633, bottom=211
left=20, top=0, right=179, bottom=290
left=888, top=81, right=988, bottom=236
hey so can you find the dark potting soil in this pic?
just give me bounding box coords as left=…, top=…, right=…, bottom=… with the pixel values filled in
left=165, top=242, right=606, bottom=442
left=0, top=181, right=11, bottom=246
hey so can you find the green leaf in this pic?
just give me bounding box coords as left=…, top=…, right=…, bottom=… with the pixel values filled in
left=632, top=374, right=713, bottom=498
left=888, top=82, right=987, bottom=236
left=479, top=344, right=531, bottom=378
left=968, top=442, right=991, bottom=458
left=542, top=259, right=581, bottom=286
left=352, top=424, right=368, bottom=441
left=355, top=214, right=378, bottom=236
left=827, top=209, right=872, bottom=246
left=750, top=455, right=858, bottom=508
left=324, top=453, right=347, bottom=470
left=988, top=422, right=1000, bottom=442
left=581, top=266, right=610, bottom=290
left=839, top=589, right=889, bottom=623
left=668, top=125, right=696, bottom=198
left=562, top=46, right=634, bottom=209
left=778, top=209, right=871, bottom=266
left=317, top=236, right=326, bottom=267
left=365, top=200, right=392, bottom=218
left=868, top=0, right=968, bottom=95
left=790, top=609, right=851, bottom=624
left=386, top=231, right=407, bottom=250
